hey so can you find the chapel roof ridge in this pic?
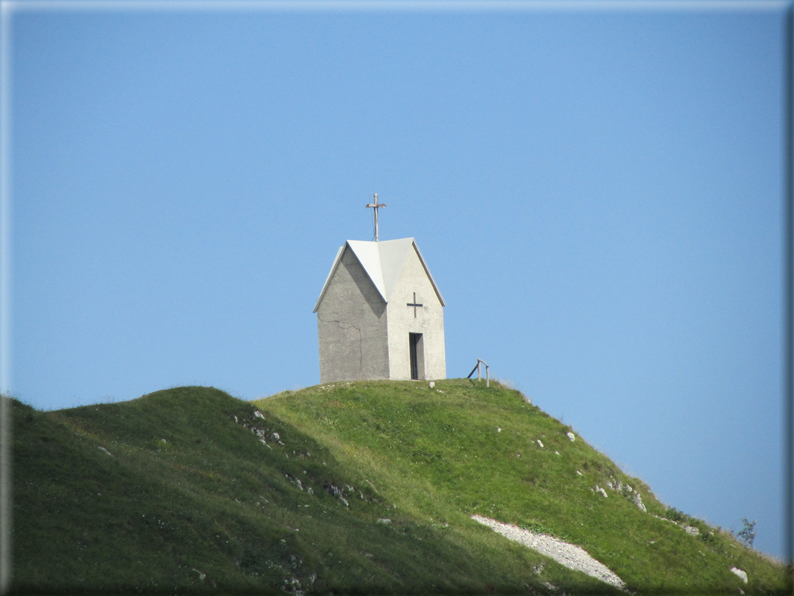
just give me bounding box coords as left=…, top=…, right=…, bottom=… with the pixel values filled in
left=313, top=237, right=445, bottom=312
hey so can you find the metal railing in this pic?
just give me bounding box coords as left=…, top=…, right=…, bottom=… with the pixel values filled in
left=467, top=359, right=490, bottom=387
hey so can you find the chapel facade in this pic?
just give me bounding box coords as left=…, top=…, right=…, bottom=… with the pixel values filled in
left=313, top=237, right=446, bottom=383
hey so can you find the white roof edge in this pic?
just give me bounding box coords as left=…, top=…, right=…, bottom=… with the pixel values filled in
left=347, top=240, right=388, bottom=301
left=376, top=237, right=414, bottom=302
left=412, top=240, right=446, bottom=307
left=313, top=244, right=345, bottom=313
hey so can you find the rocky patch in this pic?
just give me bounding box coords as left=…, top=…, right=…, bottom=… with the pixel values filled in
left=472, top=515, right=626, bottom=591
left=605, top=476, right=646, bottom=512
left=323, top=481, right=349, bottom=506
left=285, top=473, right=305, bottom=492
left=231, top=412, right=287, bottom=448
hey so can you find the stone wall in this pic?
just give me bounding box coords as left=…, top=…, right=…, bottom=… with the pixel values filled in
left=386, top=246, right=446, bottom=380
left=316, top=246, right=389, bottom=383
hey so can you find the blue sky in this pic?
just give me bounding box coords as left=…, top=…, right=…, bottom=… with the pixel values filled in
left=4, top=2, right=788, bottom=560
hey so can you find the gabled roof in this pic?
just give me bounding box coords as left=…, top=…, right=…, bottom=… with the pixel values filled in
left=313, top=237, right=445, bottom=313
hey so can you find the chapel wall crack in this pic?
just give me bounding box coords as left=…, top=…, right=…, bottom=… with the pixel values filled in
left=317, top=314, right=363, bottom=376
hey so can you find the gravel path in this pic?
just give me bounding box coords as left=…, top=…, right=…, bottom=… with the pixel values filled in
left=472, top=515, right=626, bottom=591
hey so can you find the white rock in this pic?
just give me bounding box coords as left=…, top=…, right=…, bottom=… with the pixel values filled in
left=254, top=410, right=265, bottom=419
left=192, top=568, right=206, bottom=581
left=471, top=515, right=625, bottom=590
left=567, top=432, right=576, bottom=442
left=633, top=492, right=647, bottom=512
left=497, top=427, right=501, bottom=432
left=429, top=381, right=435, bottom=389
left=98, top=446, right=113, bottom=457
left=537, top=439, right=544, bottom=448
left=576, top=470, right=583, bottom=476
left=730, top=567, right=748, bottom=583
left=684, top=525, right=699, bottom=536
left=595, top=486, right=608, bottom=498
left=376, top=518, right=392, bottom=524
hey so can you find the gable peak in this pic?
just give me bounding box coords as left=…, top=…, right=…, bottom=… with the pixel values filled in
left=313, top=237, right=445, bottom=312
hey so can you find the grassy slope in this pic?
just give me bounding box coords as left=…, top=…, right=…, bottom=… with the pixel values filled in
left=258, top=380, right=785, bottom=595
left=9, top=382, right=785, bottom=595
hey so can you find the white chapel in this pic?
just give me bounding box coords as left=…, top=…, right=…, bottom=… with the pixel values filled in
left=313, top=197, right=446, bottom=383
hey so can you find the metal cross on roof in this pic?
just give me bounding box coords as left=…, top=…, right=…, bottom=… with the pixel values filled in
left=407, top=292, right=423, bottom=318
left=366, top=193, right=386, bottom=242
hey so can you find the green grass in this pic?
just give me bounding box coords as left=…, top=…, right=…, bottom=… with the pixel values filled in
left=9, top=382, right=787, bottom=594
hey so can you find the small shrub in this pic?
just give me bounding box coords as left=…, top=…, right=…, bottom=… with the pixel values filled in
left=699, top=531, right=717, bottom=545
left=664, top=507, right=687, bottom=523
left=737, top=518, right=756, bottom=549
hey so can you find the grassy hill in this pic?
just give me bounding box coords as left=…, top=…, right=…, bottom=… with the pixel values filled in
left=8, top=380, right=787, bottom=595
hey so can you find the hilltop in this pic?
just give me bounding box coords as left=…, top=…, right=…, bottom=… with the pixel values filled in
left=9, top=381, right=787, bottom=594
